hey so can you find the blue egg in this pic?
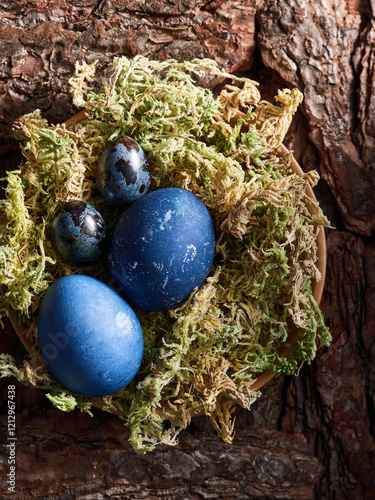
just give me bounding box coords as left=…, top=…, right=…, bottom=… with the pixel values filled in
left=107, top=187, right=216, bottom=312
left=50, top=200, right=107, bottom=267
left=38, top=275, right=144, bottom=397
left=96, top=136, right=150, bottom=207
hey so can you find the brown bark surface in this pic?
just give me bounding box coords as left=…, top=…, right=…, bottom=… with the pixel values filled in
left=1, top=1, right=374, bottom=499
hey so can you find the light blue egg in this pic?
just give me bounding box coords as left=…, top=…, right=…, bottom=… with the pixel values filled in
left=38, top=275, right=144, bottom=397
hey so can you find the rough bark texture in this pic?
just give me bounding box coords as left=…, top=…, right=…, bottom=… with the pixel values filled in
left=1, top=1, right=374, bottom=499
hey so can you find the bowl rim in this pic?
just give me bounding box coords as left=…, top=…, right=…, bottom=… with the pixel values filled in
left=9, top=109, right=327, bottom=410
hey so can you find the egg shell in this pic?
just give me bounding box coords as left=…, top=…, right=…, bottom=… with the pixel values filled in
left=107, top=187, right=216, bottom=312
left=38, top=275, right=144, bottom=397
left=50, top=200, right=107, bottom=267
left=96, top=136, right=150, bottom=207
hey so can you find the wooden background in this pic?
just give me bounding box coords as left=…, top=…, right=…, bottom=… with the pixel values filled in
left=1, top=1, right=374, bottom=498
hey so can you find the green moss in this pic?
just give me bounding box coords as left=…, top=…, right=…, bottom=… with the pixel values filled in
left=0, top=56, right=331, bottom=454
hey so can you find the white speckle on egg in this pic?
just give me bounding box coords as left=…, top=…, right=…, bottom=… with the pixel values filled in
left=162, top=275, right=169, bottom=289
left=153, top=261, right=164, bottom=271
left=116, top=311, right=132, bottom=331
left=182, top=244, right=197, bottom=271
left=130, top=261, right=138, bottom=269
left=159, top=209, right=173, bottom=230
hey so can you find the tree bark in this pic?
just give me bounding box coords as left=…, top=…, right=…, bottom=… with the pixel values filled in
left=1, top=1, right=374, bottom=499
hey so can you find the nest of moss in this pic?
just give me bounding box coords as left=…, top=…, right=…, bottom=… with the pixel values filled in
left=0, top=56, right=331, bottom=454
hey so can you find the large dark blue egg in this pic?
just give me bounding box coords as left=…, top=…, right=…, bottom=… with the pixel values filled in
left=107, top=187, right=216, bottom=312
left=96, top=136, right=150, bottom=207
left=38, top=275, right=144, bottom=397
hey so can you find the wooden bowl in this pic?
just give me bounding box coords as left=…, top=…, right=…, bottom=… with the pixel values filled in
left=9, top=110, right=326, bottom=412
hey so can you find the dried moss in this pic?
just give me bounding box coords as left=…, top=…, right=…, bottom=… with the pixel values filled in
left=0, top=56, right=331, bottom=453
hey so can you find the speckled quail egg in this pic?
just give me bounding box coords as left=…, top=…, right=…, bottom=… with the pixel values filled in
left=96, top=136, right=150, bottom=207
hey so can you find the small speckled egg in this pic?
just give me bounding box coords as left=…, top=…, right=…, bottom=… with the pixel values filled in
left=50, top=200, right=107, bottom=267
left=96, top=136, right=150, bottom=207
left=38, top=274, right=144, bottom=397
left=107, top=187, right=216, bottom=312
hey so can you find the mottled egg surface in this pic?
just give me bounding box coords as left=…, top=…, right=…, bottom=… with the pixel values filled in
left=96, top=136, right=150, bottom=207
left=38, top=275, right=144, bottom=397
left=107, top=187, right=216, bottom=312
left=50, top=200, right=106, bottom=267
